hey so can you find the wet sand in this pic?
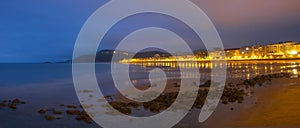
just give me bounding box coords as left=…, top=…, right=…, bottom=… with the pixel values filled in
left=203, top=77, right=300, bottom=128
left=101, top=75, right=300, bottom=128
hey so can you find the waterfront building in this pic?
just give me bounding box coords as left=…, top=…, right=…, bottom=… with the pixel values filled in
left=225, top=48, right=241, bottom=59
left=251, top=45, right=264, bottom=59
left=240, top=46, right=252, bottom=59
left=120, top=41, right=300, bottom=63
left=265, top=43, right=285, bottom=58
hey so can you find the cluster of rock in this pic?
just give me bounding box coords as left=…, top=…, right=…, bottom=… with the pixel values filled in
left=222, top=73, right=291, bottom=105
left=108, top=90, right=209, bottom=115
left=38, top=104, right=93, bottom=124
left=0, top=98, right=26, bottom=110
left=244, top=73, right=290, bottom=87
left=107, top=73, right=293, bottom=114
left=108, top=102, right=133, bottom=115
left=221, top=87, right=245, bottom=104
left=107, top=88, right=242, bottom=114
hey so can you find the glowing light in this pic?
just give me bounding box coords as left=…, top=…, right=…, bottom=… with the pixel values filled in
left=119, top=43, right=300, bottom=63
left=293, top=69, right=298, bottom=75
left=289, top=50, right=298, bottom=55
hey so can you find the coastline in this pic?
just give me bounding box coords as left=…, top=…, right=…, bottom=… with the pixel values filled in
left=230, top=77, right=300, bottom=128
left=201, top=77, right=300, bottom=128
left=125, top=58, right=300, bottom=63
left=0, top=62, right=299, bottom=127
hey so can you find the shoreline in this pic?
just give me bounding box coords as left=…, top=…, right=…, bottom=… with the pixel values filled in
left=0, top=71, right=299, bottom=127
left=125, top=58, right=300, bottom=63
left=104, top=73, right=300, bottom=128
left=229, top=77, right=300, bottom=128
left=202, top=77, right=300, bottom=128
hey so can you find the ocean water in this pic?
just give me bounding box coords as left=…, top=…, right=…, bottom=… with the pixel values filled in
left=0, top=61, right=299, bottom=127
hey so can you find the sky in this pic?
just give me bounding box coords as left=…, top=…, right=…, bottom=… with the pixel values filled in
left=0, top=0, right=300, bottom=62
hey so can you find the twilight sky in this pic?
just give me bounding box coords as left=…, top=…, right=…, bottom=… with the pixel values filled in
left=0, top=0, right=300, bottom=62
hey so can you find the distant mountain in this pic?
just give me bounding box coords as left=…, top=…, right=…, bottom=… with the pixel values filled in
left=41, top=59, right=72, bottom=64
left=133, top=51, right=172, bottom=58
left=56, top=60, right=72, bottom=63
left=96, top=49, right=132, bottom=62
left=73, top=49, right=209, bottom=63
left=73, top=49, right=132, bottom=63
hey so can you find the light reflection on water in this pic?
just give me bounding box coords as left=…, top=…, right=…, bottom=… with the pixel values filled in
left=129, top=60, right=300, bottom=81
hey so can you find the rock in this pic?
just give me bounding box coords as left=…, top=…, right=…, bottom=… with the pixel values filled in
left=8, top=103, right=17, bottom=109
left=237, top=96, right=244, bottom=104
left=12, top=99, right=20, bottom=104
left=0, top=102, right=6, bottom=107
left=221, top=97, right=228, bottom=104
left=20, top=101, right=26, bottom=104
left=174, top=83, right=180, bottom=87
left=84, top=118, right=93, bottom=124
left=104, top=95, right=111, bottom=99
left=76, top=111, right=93, bottom=124
left=193, top=103, right=202, bottom=109
left=53, top=110, right=62, bottom=115
left=67, top=105, right=77, bottom=108
left=109, top=102, right=126, bottom=110
left=76, top=115, right=87, bottom=120
left=66, top=110, right=81, bottom=115
left=109, top=102, right=131, bottom=115
left=76, top=111, right=89, bottom=120
left=143, top=102, right=151, bottom=109
left=120, top=107, right=131, bottom=115
left=59, top=104, right=64, bottom=107
left=45, top=115, right=55, bottom=120
left=128, top=102, right=140, bottom=109
left=38, top=109, right=46, bottom=114
left=149, top=103, right=161, bottom=113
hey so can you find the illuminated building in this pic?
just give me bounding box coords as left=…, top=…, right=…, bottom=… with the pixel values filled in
left=284, top=41, right=300, bottom=57
left=120, top=41, right=300, bottom=63
left=240, top=46, right=252, bottom=59
left=225, top=48, right=240, bottom=59
left=251, top=45, right=264, bottom=59
left=265, top=43, right=285, bottom=58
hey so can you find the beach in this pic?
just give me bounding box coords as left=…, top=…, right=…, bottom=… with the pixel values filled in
left=105, top=73, right=300, bottom=128
left=199, top=77, right=300, bottom=128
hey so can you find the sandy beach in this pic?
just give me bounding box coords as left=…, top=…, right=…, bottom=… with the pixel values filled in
left=200, top=77, right=300, bottom=128
left=107, top=74, right=300, bottom=128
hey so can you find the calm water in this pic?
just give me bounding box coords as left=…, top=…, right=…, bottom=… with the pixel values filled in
left=131, top=60, right=300, bottom=80
left=0, top=60, right=299, bottom=127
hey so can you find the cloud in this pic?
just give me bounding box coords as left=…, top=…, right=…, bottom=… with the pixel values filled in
left=192, top=0, right=300, bottom=27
